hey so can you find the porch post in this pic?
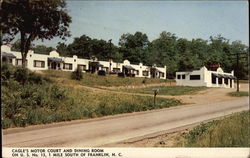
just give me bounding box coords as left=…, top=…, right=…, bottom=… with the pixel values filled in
left=222, top=77, right=225, bottom=88
left=216, top=77, right=218, bottom=87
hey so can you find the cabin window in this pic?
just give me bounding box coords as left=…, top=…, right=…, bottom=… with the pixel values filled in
left=63, top=63, right=72, bottom=70
left=16, top=59, right=27, bottom=66
left=177, top=75, right=181, bottom=79
left=143, top=71, right=149, bottom=76
left=34, top=60, right=45, bottom=68
left=134, top=70, right=139, bottom=75
left=77, top=64, right=86, bottom=71
left=182, top=74, right=185, bottom=79
left=190, top=75, right=200, bottom=80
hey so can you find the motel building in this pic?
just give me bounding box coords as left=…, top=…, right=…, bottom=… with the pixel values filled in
left=1, top=45, right=167, bottom=79
left=176, top=66, right=236, bottom=88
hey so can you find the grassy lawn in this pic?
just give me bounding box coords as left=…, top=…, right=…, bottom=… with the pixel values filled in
left=228, top=91, right=249, bottom=97
left=119, top=86, right=207, bottom=96
left=43, top=70, right=173, bottom=87
left=176, top=111, right=250, bottom=147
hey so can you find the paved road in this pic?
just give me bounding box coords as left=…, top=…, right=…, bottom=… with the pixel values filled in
left=3, top=97, right=249, bottom=147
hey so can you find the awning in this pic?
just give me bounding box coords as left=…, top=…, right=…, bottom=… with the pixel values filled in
left=48, top=57, right=64, bottom=63
left=123, top=65, right=135, bottom=70
left=226, top=75, right=237, bottom=80
left=155, top=68, right=163, bottom=73
left=212, top=73, right=236, bottom=79
left=90, top=62, right=103, bottom=67
left=1, top=52, right=16, bottom=58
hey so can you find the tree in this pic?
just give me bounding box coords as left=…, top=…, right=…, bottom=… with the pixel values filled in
left=118, top=32, right=149, bottom=63
left=67, top=35, right=116, bottom=60
left=67, top=35, right=93, bottom=58
left=33, top=45, right=54, bottom=54
left=11, top=40, right=22, bottom=51
left=56, top=42, right=68, bottom=56
left=1, top=0, right=72, bottom=67
left=150, top=31, right=178, bottom=76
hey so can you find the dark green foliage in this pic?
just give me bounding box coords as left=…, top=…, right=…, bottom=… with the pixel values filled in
left=56, top=42, right=68, bottom=56
left=13, top=67, right=28, bottom=84
left=67, top=35, right=117, bottom=60
left=1, top=62, right=14, bottom=80
left=1, top=79, right=68, bottom=128
left=28, top=72, right=44, bottom=84
left=71, top=67, right=83, bottom=80
left=32, top=45, right=54, bottom=54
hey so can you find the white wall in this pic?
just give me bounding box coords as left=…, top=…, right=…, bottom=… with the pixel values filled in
left=176, top=67, right=207, bottom=87
left=176, top=66, right=235, bottom=88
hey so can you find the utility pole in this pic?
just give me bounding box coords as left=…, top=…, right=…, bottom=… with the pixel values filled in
left=109, top=39, right=112, bottom=74
left=230, top=52, right=247, bottom=92
left=236, top=53, right=239, bottom=92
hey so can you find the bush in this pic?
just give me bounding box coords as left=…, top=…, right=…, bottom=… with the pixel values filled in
left=118, top=72, right=125, bottom=78
left=71, top=67, right=83, bottom=80
left=14, top=67, right=28, bottom=84
left=28, top=72, right=44, bottom=84
left=142, top=77, right=147, bottom=84
left=1, top=62, right=14, bottom=80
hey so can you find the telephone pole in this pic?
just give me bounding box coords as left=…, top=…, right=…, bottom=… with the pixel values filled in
left=230, top=52, right=247, bottom=92
left=108, top=39, right=112, bottom=74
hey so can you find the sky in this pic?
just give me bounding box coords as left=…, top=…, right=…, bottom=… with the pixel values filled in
left=34, top=1, right=249, bottom=47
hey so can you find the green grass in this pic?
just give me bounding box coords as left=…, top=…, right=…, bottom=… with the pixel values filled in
left=119, top=86, right=207, bottom=96
left=228, top=91, right=249, bottom=97
left=177, top=111, right=250, bottom=147
left=43, top=70, right=173, bottom=87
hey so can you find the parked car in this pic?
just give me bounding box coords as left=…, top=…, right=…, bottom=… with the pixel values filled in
left=98, top=70, right=106, bottom=76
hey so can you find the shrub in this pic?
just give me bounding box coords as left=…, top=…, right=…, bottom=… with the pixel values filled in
left=1, top=62, right=14, bottom=80
left=71, top=67, right=83, bottom=80
left=118, top=72, right=125, bottom=78
left=14, top=66, right=28, bottom=84
left=142, top=77, right=147, bottom=84
left=28, top=72, right=44, bottom=84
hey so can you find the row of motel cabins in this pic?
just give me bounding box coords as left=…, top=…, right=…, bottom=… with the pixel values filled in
left=1, top=45, right=236, bottom=88
left=1, top=45, right=166, bottom=79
